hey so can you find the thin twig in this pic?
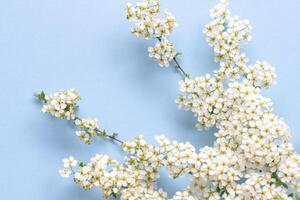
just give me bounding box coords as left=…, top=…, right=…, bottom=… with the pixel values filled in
left=107, top=135, right=124, bottom=144
left=173, top=56, right=189, bottom=78
left=156, top=37, right=189, bottom=79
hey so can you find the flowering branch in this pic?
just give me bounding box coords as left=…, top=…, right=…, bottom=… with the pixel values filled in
left=36, top=0, right=300, bottom=199
left=156, top=36, right=189, bottom=78
left=126, top=0, right=190, bottom=78
left=35, top=89, right=123, bottom=145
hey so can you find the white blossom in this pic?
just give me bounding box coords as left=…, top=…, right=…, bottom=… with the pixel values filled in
left=126, top=0, right=179, bottom=67
left=63, top=156, right=78, bottom=168
left=148, top=39, right=176, bottom=67
left=126, top=0, right=177, bottom=39
left=75, top=118, right=99, bottom=144
left=59, top=168, right=72, bottom=178
left=39, top=89, right=80, bottom=120
left=39, top=0, right=300, bottom=199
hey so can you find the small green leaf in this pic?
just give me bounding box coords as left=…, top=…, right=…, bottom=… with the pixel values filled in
left=35, top=91, right=46, bottom=102
left=281, top=181, right=288, bottom=189
left=79, top=162, right=85, bottom=167
left=175, top=52, right=183, bottom=57
left=288, top=193, right=294, bottom=197
left=272, top=172, right=288, bottom=189
left=185, top=73, right=190, bottom=78
left=112, top=132, right=118, bottom=138
left=271, top=172, right=276, bottom=179
left=216, top=187, right=228, bottom=196
left=73, top=104, right=79, bottom=111
left=296, top=194, right=300, bottom=200
left=65, top=104, right=70, bottom=111
left=101, top=130, right=107, bottom=137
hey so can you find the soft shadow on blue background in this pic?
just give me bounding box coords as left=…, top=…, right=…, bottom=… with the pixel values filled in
left=0, top=0, right=300, bottom=199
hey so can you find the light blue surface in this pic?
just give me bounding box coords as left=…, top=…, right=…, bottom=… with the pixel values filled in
left=1, top=0, right=300, bottom=199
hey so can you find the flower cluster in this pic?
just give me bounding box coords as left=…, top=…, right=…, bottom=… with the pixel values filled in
left=75, top=118, right=99, bottom=144
left=203, top=0, right=252, bottom=81
left=62, top=131, right=300, bottom=199
left=73, top=154, right=128, bottom=197
left=36, top=89, right=122, bottom=144
left=37, top=89, right=80, bottom=120
left=245, top=61, right=276, bottom=88
left=148, top=39, right=177, bottom=67
left=59, top=156, right=77, bottom=178
left=63, top=136, right=168, bottom=199
left=176, top=0, right=300, bottom=199
left=39, top=0, right=300, bottom=199
left=61, top=132, right=300, bottom=199
left=126, top=0, right=179, bottom=67
left=126, top=0, right=176, bottom=39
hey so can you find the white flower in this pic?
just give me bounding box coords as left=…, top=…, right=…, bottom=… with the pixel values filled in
left=39, top=89, right=80, bottom=120
left=148, top=39, right=176, bottom=67
left=126, top=0, right=177, bottom=39
left=126, top=0, right=181, bottom=69
left=63, top=156, right=78, bottom=168
left=59, top=168, right=72, bottom=178
left=75, top=118, right=99, bottom=144
left=37, top=0, right=300, bottom=199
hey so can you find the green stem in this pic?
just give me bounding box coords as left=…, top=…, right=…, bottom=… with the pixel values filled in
left=156, top=37, right=189, bottom=79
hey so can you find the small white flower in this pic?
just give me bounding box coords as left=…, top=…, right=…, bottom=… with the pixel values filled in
left=38, top=89, right=80, bottom=120
left=63, top=156, right=78, bottom=168
left=148, top=39, right=176, bottom=67
left=59, top=168, right=72, bottom=178
left=36, top=1, right=300, bottom=199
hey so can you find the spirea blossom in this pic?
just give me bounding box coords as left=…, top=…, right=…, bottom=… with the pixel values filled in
left=203, top=0, right=252, bottom=81
left=38, top=89, right=80, bottom=120
left=63, top=156, right=78, bottom=168
left=37, top=90, right=121, bottom=144
left=59, top=168, right=72, bottom=178
left=175, top=0, right=300, bottom=199
left=148, top=39, right=176, bottom=67
left=59, top=156, right=78, bottom=178
left=126, top=0, right=179, bottom=67
left=61, top=132, right=300, bottom=199
left=39, top=0, right=300, bottom=199
left=75, top=118, right=99, bottom=144
left=126, top=0, right=177, bottom=39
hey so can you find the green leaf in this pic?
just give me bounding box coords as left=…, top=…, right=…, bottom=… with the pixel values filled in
left=65, top=104, right=70, bottom=111
left=296, top=194, right=300, bottom=200
left=185, top=73, right=190, bottom=78
left=73, top=104, right=79, bottom=112
left=288, top=193, right=294, bottom=197
left=271, top=172, right=277, bottom=179
left=175, top=52, right=183, bottom=57
left=216, top=187, right=228, bottom=196
left=79, top=162, right=85, bottom=167
left=280, top=181, right=288, bottom=189
left=101, top=130, right=107, bottom=137
left=111, top=132, right=118, bottom=138
left=272, top=172, right=288, bottom=189
left=35, top=91, right=46, bottom=102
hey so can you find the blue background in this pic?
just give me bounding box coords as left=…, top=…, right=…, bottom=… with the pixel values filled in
left=1, top=0, right=300, bottom=199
